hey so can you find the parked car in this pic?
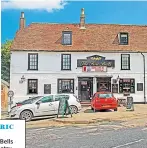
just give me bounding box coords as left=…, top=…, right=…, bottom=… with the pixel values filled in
left=91, top=92, right=118, bottom=111
left=9, top=94, right=81, bottom=121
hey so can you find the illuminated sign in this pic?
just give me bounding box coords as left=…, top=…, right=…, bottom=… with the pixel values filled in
left=77, top=55, right=115, bottom=67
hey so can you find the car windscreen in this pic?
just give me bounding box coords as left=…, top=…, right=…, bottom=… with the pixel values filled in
left=98, top=93, right=113, bottom=98
left=17, top=96, right=43, bottom=105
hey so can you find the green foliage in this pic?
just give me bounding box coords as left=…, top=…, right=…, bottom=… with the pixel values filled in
left=1, top=40, right=13, bottom=82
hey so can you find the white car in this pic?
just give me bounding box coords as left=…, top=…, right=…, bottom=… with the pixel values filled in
left=9, top=94, right=82, bottom=121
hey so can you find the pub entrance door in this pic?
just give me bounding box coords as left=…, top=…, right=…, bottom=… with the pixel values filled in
left=78, top=77, right=93, bottom=102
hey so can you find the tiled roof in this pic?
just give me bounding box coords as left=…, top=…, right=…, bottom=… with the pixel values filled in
left=11, top=23, right=147, bottom=52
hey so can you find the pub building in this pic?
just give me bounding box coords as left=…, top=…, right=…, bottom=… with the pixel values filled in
left=10, top=9, right=147, bottom=104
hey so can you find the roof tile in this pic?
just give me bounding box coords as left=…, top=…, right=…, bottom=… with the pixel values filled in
left=11, top=23, right=147, bottom=52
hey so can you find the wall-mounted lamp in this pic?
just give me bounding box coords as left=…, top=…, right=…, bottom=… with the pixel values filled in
left=19, top=75, right=26, bottom=83
left=117, top=75, right=120, bottom=82
left=117, top=75, right=120, bottom=80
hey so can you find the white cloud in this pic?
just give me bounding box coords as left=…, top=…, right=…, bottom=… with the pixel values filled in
left=1, top=0, right=68, bottom=12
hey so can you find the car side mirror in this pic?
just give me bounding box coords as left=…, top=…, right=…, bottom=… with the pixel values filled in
left=36, top=101, right=41, bottom=105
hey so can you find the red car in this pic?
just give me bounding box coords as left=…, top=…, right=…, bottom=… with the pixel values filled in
left=91, top=92, right=118, bottom=111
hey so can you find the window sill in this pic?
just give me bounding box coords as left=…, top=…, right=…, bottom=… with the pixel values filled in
left=62, top=44, right=72, bottom=46
left=27, top=69, right=38, bottom=71
left=27, top=93, right=38, bottom=95
left=61, top=69, right=71, bottom=71
left=117, top=92, right=135, bottom=94
left=119, top=43, right=129, bottom=45
left=58, top=92, right=74, bottom=94
left=121, top=69, right=131, bottom=70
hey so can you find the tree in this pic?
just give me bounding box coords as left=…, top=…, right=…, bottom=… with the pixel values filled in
left=1, top=40, right=13, bottom=83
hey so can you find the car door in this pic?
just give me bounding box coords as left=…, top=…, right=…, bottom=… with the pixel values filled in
left=54, top=94, right=70, bottom=114
left=35, top=95, right=55, bottom=116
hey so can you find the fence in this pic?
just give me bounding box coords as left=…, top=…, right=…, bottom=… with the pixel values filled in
left=1, top=85, right=8, bottom=111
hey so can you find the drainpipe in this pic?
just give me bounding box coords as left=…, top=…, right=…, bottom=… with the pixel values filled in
left=139, top=52, right=146, bottom=104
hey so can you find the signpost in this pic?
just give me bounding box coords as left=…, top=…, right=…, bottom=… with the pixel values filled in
left=57, top=97, right=72, bottom=118
left=126, top=96, right=134, bottom=111
left=8, top=90, right=14, bottom=111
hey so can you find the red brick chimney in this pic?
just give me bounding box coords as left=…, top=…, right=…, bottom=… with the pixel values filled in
left=80, top=8, right=86, bottom=29
left=20, top=12, right=25, bottom=30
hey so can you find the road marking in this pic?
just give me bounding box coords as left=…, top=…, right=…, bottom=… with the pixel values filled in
left=89, top=132, right=102, bottom=136
left=47, top=128, right=53, bottom=131
left=142, top=128, right=147, bottom=131
left=100, top=125, right=123, bottom=128
left=27, top=127, right=47, bottom=132
left=26, top=137, right=32, bottom=140
left=35, top=127, right=46, bottom=130
left=79, top=128, right=98, bottom=134
left=58, top=127, right=66, bottom=129
left=112, top=139, right=144, bottom=148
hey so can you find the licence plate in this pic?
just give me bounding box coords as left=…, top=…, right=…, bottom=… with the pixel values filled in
left=102, top=105, right=110, bottom=107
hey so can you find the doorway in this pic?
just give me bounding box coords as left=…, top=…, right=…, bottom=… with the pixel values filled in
left=78, top=77, right=93, bottom=102
left=97, top=77, right=111, bottom=92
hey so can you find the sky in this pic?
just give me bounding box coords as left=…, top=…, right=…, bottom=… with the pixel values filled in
left=1, top=0, right=147, bottom=43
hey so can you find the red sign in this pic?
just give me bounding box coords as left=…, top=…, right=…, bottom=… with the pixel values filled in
left=82, top=66, right=107, bottom=72
left=81, top=81, right=87, bottom=85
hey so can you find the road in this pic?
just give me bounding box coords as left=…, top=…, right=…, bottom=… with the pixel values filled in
left=26, top=124, right=147, bottom=148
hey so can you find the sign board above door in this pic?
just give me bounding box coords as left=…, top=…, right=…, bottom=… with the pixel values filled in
left=77, top=55, right=115, bottom=68
left=82, top=66, right=107, bottom=72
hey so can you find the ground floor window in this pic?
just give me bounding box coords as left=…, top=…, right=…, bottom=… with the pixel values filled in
left=119, top=78, right=135, bottom=93
left=28, top=79, right=38, bottom=94
left=57, top=79, right=74, bottom=93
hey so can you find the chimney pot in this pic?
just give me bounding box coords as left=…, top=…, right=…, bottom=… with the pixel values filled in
left=80, top=8, right=86, bottom=29
left=21, top=12, right=24, bottom=18
left=81, top=8, right=84, bottom=15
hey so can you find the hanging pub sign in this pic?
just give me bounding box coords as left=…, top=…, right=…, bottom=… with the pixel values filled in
left=77, top=55, right=115, bottom=68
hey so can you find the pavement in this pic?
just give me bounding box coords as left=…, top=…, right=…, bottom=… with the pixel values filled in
left=52, top=104, right=147, bottom=127
left=2, top=105, right=147, bottom=129
left=26, top=125, right=147, bottom=148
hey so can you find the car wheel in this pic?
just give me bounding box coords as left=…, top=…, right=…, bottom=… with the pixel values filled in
left=20, top=110, right=33, bottom=122
left=69, top=105, right=78, bottom=114
left=114, top=108, right=118, bottom=111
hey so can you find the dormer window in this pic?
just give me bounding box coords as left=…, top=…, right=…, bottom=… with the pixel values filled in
left=119, top=32, right=128, bottom=45
left=62, top=31, right=72, bottom=45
